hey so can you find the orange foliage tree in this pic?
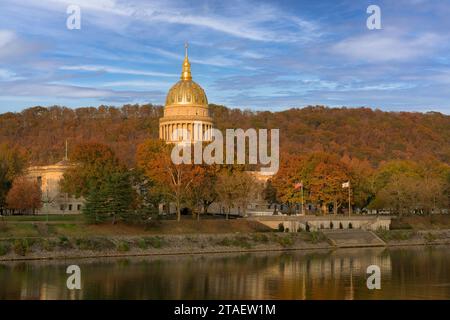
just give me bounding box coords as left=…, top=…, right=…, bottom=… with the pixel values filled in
left=6, top=177, right=42, bottom=214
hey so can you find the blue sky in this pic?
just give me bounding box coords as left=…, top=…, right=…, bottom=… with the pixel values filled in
left=1, top=0, right=450, bottom=114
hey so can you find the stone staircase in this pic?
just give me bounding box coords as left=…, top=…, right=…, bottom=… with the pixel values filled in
left=322, top=229, right=386, bottom=248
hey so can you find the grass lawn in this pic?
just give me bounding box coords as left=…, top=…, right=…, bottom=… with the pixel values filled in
left=0, top=218, right=273, bottom=239
left=2, top=214, right=83, bottom=222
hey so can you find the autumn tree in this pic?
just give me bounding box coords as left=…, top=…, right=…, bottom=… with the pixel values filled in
left=136, top=139, right=194, bottom=221
left=271, top=153, right=304, bottom=213
left=6, top=177, right=42, bottom=214
left=216, top=169, right=257, bottom=218
left=186, top=164, right=219, bottom=220
left=61, top=142, right=123, bottom=197
left=61, top=142, right=135, bottom=223
left=307, top=153, right=351, bottom=215
left=0, top=143, right=26, bottom=214
left=369, top=172, right=420, bottom=216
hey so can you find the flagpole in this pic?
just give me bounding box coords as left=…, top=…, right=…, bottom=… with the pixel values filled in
left=348, top=182, right=352, bottom=216
left=301, top=183, right=304, bottom=215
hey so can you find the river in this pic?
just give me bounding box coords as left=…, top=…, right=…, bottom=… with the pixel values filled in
left=1, top=245, right=449, bottom=299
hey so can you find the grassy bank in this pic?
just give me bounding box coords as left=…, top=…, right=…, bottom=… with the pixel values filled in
left=0, top=218, right=272, bottom=239
left=0, top=231, right=330, bottom=260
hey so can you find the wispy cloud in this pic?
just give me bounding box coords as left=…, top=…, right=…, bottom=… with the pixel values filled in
left=332, top=31, right=444, bottom=62
left=59, top=65, right=176, bottom=77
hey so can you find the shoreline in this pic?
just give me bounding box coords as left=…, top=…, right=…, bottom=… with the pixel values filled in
left=1, top=231, right=450, bottom=262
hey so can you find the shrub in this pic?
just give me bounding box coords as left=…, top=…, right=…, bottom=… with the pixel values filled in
left=116, top=241, right=130, bottom=252
left=41, top=239, right=55, bottom=251
left=13, top=239, right=29, bottom=256
left=251, top=233, right=269, bottom=243
left=424, top=232, right=436, bottom=243
left=143, top=236, right=164, bottom=248
left=75, top=237, right=115, bottom=251
left=308, top=231, right=325, bottom=244
left=58, top=236, right=72, bottom=249
left=0, top=242, right=10, bottom=256
left=137, top=238, right=148, bottom=249
left=277, top=235, right=294, bottom=247
left=278, top=223, right=285, bottom=232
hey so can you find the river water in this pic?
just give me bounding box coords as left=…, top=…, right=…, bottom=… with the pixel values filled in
left=1, top=245, right=449, bottom=299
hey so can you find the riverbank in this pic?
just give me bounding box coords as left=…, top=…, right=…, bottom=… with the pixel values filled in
left=1, top=228, right=450, bottom=262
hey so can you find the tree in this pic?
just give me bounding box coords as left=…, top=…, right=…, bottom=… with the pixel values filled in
left=263, top=179, right=278, bottom=206
left=61, top=142, right=123, bottom=198
left=271, top=154, right=304, bottom=213
left=186, top=165, right=219, bottom=220
left=369, top=172, right=420, bottom=216
left=0, top=143, right=26, bottom=214
left=216, top=170, right=257, bottom=218
left=83, top=171, right=135, bottom=224
left=6, top=177, right=42, bottom=214
left=136, top=139, right=194, bottom=221
left=272, top=152, right=351, bottom=215
left=82, top=185, right=109, bottom=224
left=62, top=142, right=135, bottom=224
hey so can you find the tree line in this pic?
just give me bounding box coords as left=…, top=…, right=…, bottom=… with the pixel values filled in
left=1, top=104, right=449, bottom=220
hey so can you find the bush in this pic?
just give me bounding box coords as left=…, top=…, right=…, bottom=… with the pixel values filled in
left=58, top=236, right=72, bottom=249
left=276, top=235, right=294, bottom=247
left=13, top=239, right=29, bottom=256
left=278, top=223, right=285, bottom=232
left=137, top=238, right=148, bottom=249
left=308, top=231, right=325, bottom=244
left=216, top=236, right=252, bottom=249
left=143, top=236, right=164, bottom=248
left=41, top=239, right=55, bottom=251
left=251, top=233, right=269, bottom=243
left=75, top=237, right=115, bottom=251
left=116, top=241, right=130, bottom=252
left=0, top=242, right=10, bottom=256
left=424, top=232, right=436, bottom=243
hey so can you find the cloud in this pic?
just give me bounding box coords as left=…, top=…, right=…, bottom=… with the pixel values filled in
left=0, top=29, right=40, bottom=61
left=332, top=32, right=444, bottom=62
left=148, top=47, right=237, bottom=67
left=0, top=68, right=23, bottom=81
left=59, top=65, right=176, bottom=77
left=21, top=0, right=321, bottom=43
left=0, top=80, right=165, bottom=101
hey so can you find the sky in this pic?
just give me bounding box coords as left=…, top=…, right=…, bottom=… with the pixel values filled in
left=1, top=0, right=450, bottom=114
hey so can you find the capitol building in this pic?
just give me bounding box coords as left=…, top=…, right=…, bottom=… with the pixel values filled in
left=25, top=44, right=268, bottom=216
left=159, top=45, right=214, bottom=143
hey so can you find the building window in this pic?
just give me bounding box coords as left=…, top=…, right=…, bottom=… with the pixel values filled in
left=68, top=204, right=72, bottom=211
left=37, top=176, right=42, bottom=186
left=60, top=204, right=65, bottom=211
left=77, top=205, right=81, bottom=211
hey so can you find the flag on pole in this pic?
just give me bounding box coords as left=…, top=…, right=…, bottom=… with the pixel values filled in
left=342, top=181, right=350, bottom=188
left=294, top=181, right=303, bottom=190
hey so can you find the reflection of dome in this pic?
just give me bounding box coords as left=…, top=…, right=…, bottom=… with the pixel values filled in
left=159, top=44, right=214, bottom=143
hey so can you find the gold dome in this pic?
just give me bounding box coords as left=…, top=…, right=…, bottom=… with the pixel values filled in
left=159, top=44, right=213, bottom=143
left=165, top=44, right=208, bottom=107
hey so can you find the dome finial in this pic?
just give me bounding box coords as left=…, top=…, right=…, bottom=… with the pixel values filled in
left=181, top=42, right=192, bottom=81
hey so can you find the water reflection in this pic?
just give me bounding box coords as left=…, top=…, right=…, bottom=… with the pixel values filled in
left=0, top=246, right=449, bottom=300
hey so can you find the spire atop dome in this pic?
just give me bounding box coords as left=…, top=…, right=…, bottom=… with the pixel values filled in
left=181, top=42, right=192, bottom=81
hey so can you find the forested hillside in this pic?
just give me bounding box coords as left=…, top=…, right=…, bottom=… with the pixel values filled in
left=0, top=104, right=449, bottom=167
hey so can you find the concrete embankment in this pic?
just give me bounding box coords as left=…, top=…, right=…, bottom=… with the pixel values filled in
left=1, top=229, right=450, bottom=262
